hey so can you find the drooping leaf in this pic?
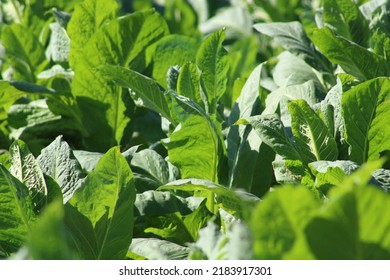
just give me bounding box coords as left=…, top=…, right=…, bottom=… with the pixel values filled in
left=99, top=65, right=172, bottom=123
left=37, top=136, right=86, bottom=203
left=342, top=77, right=390, bottom=164
left=1, top=24, right=48, bottom=82
left=65, top=147, right=136, bottom=259
left=310, top=27, right=388, bottom=81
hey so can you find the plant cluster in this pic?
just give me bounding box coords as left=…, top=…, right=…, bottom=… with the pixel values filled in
left=0, top=0, right=389, bottom=259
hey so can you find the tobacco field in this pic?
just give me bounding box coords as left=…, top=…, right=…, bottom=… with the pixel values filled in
left=0, top=0, right=389, bottom=260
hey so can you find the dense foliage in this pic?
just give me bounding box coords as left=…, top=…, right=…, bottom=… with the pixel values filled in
left=0, top=0, right=389, bottom=260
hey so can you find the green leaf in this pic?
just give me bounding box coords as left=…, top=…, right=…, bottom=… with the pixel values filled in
left=322, top=0, right=369, bottom=46
left=129, top=238, right=190, bottom=260
left=305, top=184, right=390, bottom=259
left=238, top=114, right=301, bottom=161
left=65, top=147, right=136, bottom=259
left=45, top=22, right=70, bottom=63
left=288, top=99, right=338, bottom=163
left=227, top=63, right=275, bottom=195
left=71, top=10, right=169, bottom=151
left=251, top=186, right=319, bottom=259
left=196, top=29, right=229, bottom=113
left=99, top=65, right=172, bottom=123
left=9, top=140, right=48, bottom=211
left=37, top=136, right=86, bottom=203
left=159, top=179, right=259, bottom=216
left=253, top=22, right=330, bottom=72
left=67, top=0, right=119, bottom=68
left=1, top=24, right=48, bottom=82
left=28, top=200, right=76, bottom=260
left=310, top=27, right=388, bottom=81
left=151, top=34, right=199, bottom=88
left=342, top=77, right=390, bottom=164
left=0, top=165, right=35, bottom=257
left=177, top=62, right=203, bottom=107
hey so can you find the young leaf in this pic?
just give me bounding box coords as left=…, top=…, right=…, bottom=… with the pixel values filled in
left=0, top=165, right=35, bottom=257
left=37, top=136, right=86, bottom=203
left=65, top=147, right=136, bottom=259
left=288, top=99, right=338, bottom=163
left=177, top=62, right=203, bottom=107
left=342, top=77, right=390, bottom=164
left=196, top=29, right=229, bottom=113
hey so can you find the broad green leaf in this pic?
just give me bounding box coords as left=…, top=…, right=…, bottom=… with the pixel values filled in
left=342, top=78, right=390, bottom=164
left=0, top=165, right=35, bottom=257
left=1, top=24, right=48, bottom=82
left=71, top=10, right=169, bottom=151
left=305, top=184, right=390, bottom=259
left=238, top=114, right=301, bottom=161
left=151, top=34, right=199, bottom=88
left=66, top=147, right=136, bottom=259
left=251, top=186, right=319, bottom=259
left=253, top=22, right=331, bottom=72
left=183, top=200, right=215, bottom=240
left=196, top=29, right=229, bottom=114
left=252, top=0, right=302, bottom=22
left=310, top=27, right=388, bottom=81
left=67, top=0, right=119, bottom=68
left=37, top=136, right=86, bottom=203
left=289, top=100, right=338, bottom=163
left=322, top=0, right=369, bottom=46
left=28, top=200, right=76, bottom=260
left=164, top=0, right=200, bottom=37
left=131, top=149, right=170, bottom=187
left=227, top=63, right=274, bottom=195
left=0, top=81, right=28, bottom=120
left=129, top=238, right=190, bottom=260
left=99, top=65, right=172, bottom=123
left=9, top=140, right=48, bottom=211
left=163, top=115, right=221, bottom=182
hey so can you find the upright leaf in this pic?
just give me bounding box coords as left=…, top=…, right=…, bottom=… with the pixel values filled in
left=342, top=78, right=390, bottom=164
left=322, top=0, right=369, bottom=46
left=288, top=100, right=338, bottom=163
left=71, top=10, right=169, bottom=151
left=0, top=166, right=35, bottom=257
left=67, top=0, right=119, bottom=68
left=9, top=140, right=48, bottom=211
left=65, top=147, right=136, bottom=259
left=196, top=29, right=229, bottom=113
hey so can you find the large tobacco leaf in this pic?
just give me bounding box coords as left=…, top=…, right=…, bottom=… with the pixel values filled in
left=342, top=77, right=390, bottom=164
left=71, top=9, right=169, bottom=151
left=65, top=147, right=136, bottom=259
